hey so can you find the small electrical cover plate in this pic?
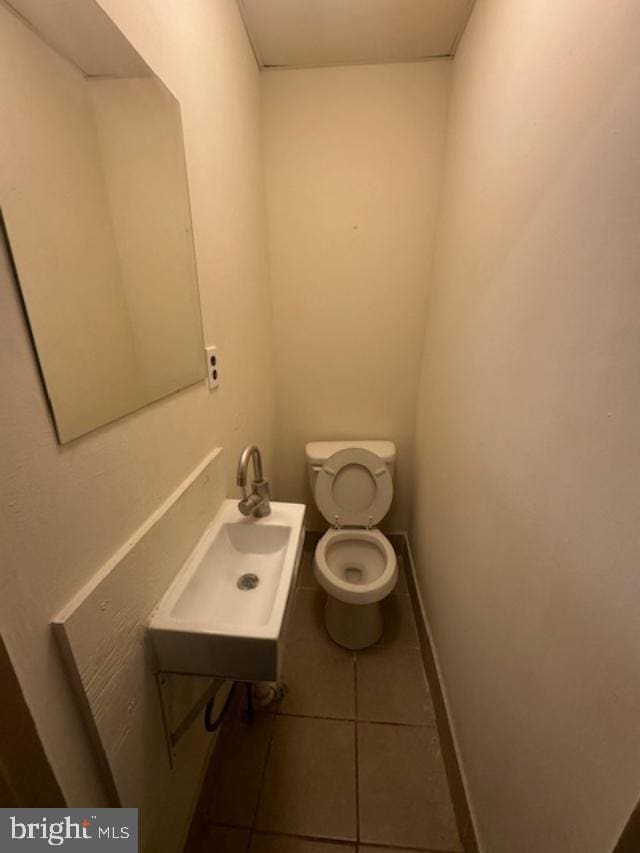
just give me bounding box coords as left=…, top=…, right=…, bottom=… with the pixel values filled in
left=205, top=346, right=219, bottom=390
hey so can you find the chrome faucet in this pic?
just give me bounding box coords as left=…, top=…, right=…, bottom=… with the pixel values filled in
left=237, top=445, right=271, bottom=518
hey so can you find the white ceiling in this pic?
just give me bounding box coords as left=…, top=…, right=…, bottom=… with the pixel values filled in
left=237, top=0, right=474, bottom=69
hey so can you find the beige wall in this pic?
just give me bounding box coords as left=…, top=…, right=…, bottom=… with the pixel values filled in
left=262, top=62, right=450, bottom=530
left=0, top=0, right=274, bottom=847
left=410, top=1, right=640, bottom=851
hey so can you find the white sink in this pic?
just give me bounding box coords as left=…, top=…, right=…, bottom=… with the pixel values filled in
left=149, top=499, right=306, bottom=682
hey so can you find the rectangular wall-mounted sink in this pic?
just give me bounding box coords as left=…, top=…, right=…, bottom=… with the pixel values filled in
left=149, top=499, right=305, bottom=682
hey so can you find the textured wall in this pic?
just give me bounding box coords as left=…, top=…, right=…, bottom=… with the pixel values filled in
left=410, top=1, right=640, bottom=851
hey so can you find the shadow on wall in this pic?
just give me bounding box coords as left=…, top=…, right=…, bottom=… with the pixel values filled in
left=614, top=800, right=640, bottom=853
left=0, top=636, right=65, bottom=806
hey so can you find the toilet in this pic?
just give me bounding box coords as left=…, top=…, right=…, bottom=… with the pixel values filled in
left=305, top=440, right=398, bottom=649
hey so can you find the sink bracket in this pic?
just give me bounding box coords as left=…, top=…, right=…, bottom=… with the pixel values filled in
left=156, top=671, right=229, bottom=766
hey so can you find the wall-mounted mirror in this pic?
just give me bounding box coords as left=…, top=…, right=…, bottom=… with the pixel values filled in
left=0, top=0, right=205, bottom=443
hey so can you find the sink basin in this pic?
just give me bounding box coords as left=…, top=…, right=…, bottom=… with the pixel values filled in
left=149, top=499, right=306, bottom=682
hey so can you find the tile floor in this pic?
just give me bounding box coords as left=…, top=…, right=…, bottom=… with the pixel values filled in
left=185, top=544, right=462, bottom=853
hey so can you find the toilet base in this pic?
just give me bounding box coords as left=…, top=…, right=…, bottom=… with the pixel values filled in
left=324, top=595, right=383, bottom=650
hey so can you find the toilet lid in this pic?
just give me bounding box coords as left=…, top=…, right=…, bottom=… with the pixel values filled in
left=314, top=448, right=393, bottom=528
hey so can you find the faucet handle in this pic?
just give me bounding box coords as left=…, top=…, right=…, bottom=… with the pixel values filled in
left=236, top=445, right=271, bottom=518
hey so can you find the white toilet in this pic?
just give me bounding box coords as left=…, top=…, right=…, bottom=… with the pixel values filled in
left=305, top=440, right=398, bottom=649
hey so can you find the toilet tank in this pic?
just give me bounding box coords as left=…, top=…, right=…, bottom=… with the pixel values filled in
left=305, top=440, right=396, bottom=492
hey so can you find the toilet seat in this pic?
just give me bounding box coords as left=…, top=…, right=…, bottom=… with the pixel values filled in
left=314, top=528, right=397, bottom=605
left=314, top=448, right=393, bottom=529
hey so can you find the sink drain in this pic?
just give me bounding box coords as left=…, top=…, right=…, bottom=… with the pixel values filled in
left=237, top=573, right=259, bottom=590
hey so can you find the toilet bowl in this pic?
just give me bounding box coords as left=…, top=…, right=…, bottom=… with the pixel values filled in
left=305, top=442, right=398, bottom=649
left=314, top=528, right=396, bottom=604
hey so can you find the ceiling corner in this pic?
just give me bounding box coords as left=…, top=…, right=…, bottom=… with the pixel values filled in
left=236, top=0, right=263, bottom=71
left=449, top=0, right=476, bottom=57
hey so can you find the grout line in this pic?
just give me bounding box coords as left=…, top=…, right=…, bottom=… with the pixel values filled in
left=248, top=701, right=278, bottom=847
left=276, top=710, right=437, bottom=729
left=239, top=824, right=461, bottom=852
left=250, top=827, right=355, bottom=847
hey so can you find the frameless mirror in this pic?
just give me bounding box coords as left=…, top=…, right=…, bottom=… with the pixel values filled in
left=0, top=0, right=205, bottom=442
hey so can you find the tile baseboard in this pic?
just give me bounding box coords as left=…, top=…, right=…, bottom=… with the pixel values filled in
left=399, top=533, right=480, bottom=853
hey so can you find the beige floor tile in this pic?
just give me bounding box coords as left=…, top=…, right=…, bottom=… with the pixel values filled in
left=185, top=825, right=250, bottom=853
left=358, top=723, right=461, bottom=851
left=280, top=637, right=355, bottom=719
left=379, top=594, right=420, bottom=648
left=200, top=708, right=275, bottom=828
left=356, top=645, right=435, bottom=726
left=297, top=549, right=320, bottom=589
left=287, top=588, right=328, bottom=645
left=256, top=716, right=357, bottom=840
left=251, top=835, right=354, bottom=852
left=282, top=587, right=355, bottom=718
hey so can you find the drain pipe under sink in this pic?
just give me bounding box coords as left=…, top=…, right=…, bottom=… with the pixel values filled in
left=204, top=681, right=287, bottom=731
